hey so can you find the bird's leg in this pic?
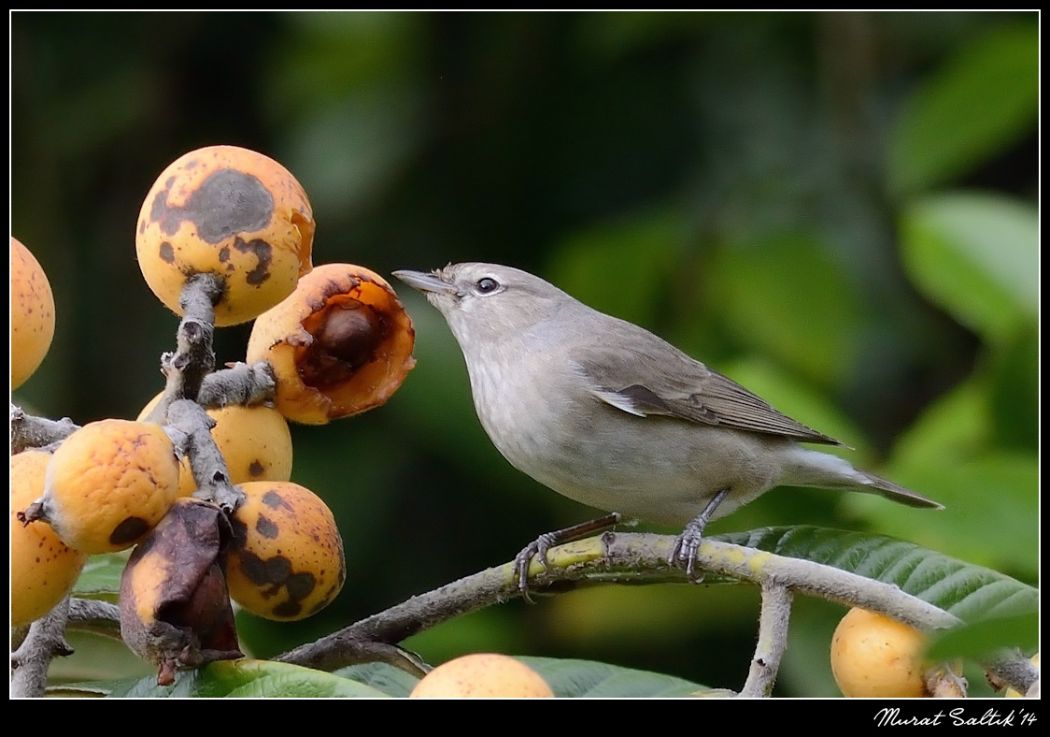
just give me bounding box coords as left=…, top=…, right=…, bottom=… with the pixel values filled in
left=514, top=512, right=622, bottom=603
left=669, top=488, right=730, bottom=580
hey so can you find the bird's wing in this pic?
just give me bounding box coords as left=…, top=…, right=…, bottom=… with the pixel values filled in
left=573, top=339, right=843, bottom=446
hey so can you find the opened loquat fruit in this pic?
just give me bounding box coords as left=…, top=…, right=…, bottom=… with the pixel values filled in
left=246, top=263, right=415, bottom=424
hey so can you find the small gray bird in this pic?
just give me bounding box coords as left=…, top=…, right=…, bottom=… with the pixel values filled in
left=394, top=263, right=941, bottom=587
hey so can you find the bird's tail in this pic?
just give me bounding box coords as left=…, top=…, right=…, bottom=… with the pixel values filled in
left=852, top=470, right=943, bottom=509
left=780, top=448, right=943, bottom=509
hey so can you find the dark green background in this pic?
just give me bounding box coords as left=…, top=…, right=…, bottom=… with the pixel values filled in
left=12, top=11, right=1037, bottom=696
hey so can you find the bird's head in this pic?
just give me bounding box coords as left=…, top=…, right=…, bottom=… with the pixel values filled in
left=393, top=263, right=571, bottom=347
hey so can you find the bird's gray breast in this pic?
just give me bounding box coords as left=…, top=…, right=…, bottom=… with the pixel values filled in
left=461, top=338, right=575, bottom=478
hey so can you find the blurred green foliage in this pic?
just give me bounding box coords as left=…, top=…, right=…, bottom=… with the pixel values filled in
left=12, top=11, right=1036, bottom=697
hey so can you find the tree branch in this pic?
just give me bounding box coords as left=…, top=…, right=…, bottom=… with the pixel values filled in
left=133, top=276, right=243, bottom=512
left=739, top=583, right=793, bottom=697
left=25, top=534, right=1038, bottom=696
left=196, top=361, right=277, bottom=408
left=165, top=399, right=244, bottom=512
left=145, top=274, right=224, bottom=424
left=67, top=599, right=123, bottom=640
left=279, top=536, right=902, bottom=659
left=11, top=597, right=73, bottom=698
left=276, top=532, right=1037, bottom=694
left=10, top=404, right=77, bottom=454
left=989, top=657, right=1040, bottom=696
left=926, top=664, right=967, bottom=698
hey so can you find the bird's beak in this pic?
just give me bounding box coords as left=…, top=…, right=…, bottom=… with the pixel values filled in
left=393, top=269, right=458, bottom=295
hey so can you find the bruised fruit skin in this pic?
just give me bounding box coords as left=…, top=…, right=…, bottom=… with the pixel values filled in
left=831, top=607, right=928, bottom=698
left=136, top=145, right=315, bottom=327
left=410, top=654, right=555, bottom=698
left=36, top=419, right=180, bottom=554
left=11, top=451, right=86, bottom=627
left=226, top=481, right=345, bottom=621
left=138, top=393, right=293, bottom=495
left=246, top=263, right=415, bottom=424
left=11, top=237, right=56, bottom=389
left=120, top=498, right=242, bottom=685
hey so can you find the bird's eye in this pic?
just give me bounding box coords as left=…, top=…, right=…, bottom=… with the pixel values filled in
left=475, top=277, right=500, bottom=294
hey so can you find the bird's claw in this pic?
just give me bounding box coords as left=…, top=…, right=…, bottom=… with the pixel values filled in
left=514, top=532, right=557, bottom=604
left=668, top=489, right=728, bottom=582
left=511, top=514, right=623, bottom=603
left=669, top=521, right=706, bottom=582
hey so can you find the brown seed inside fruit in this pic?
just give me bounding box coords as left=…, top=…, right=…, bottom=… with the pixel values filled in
left=298, top=301, right=390, bottom=390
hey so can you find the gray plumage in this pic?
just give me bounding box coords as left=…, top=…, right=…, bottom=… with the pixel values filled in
left=394, top=263, right=941, bottom=530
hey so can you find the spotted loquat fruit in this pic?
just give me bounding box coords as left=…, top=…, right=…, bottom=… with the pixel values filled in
left=11, top=450, right=86, bottom=627
left=226, top=481, right=345, bottom=621
left=135, top=145, right=314, bottom=326
left=11, top=237, right=56, bottom=390
left=31, top=419, right=181, bottom=554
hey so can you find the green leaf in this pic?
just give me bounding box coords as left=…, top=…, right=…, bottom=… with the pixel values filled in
left=47, top=631, right=151, bottom=685
left=84, top=657, right=710, bottom=698
left=714, top=526, right=1037, bottom=623
left=334, top=662, right=421, bottom=697
left=900, top=192, right=1037, bottom=341
left=57, top=675, right=189, bottom=698
left=45, top=686, right=110, bottom=698
left=337, top=658, right=715, bottom=698
left=888, top=24, right=1037, bottom=195
left=988, top=326, right=1038, bottom=451
left=516, top=656, right=711, bottom=697
left=890, top=377, right=988, bottom=468
left=926, top=612, right=1038, bottom=662
left=73, top=552, right=129, bottom=600
left=710, top=231, right=864, bottom=386
left=89, top=659, right=390, bottom=698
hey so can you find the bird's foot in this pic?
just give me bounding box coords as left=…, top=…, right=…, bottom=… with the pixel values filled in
left=513, top=512, right=622, bottom=604
left=668, top=488, right=731, bottom=581
left=514, top=533, right=558, bottom=605
left=668, top=519, right=708, bottom=582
